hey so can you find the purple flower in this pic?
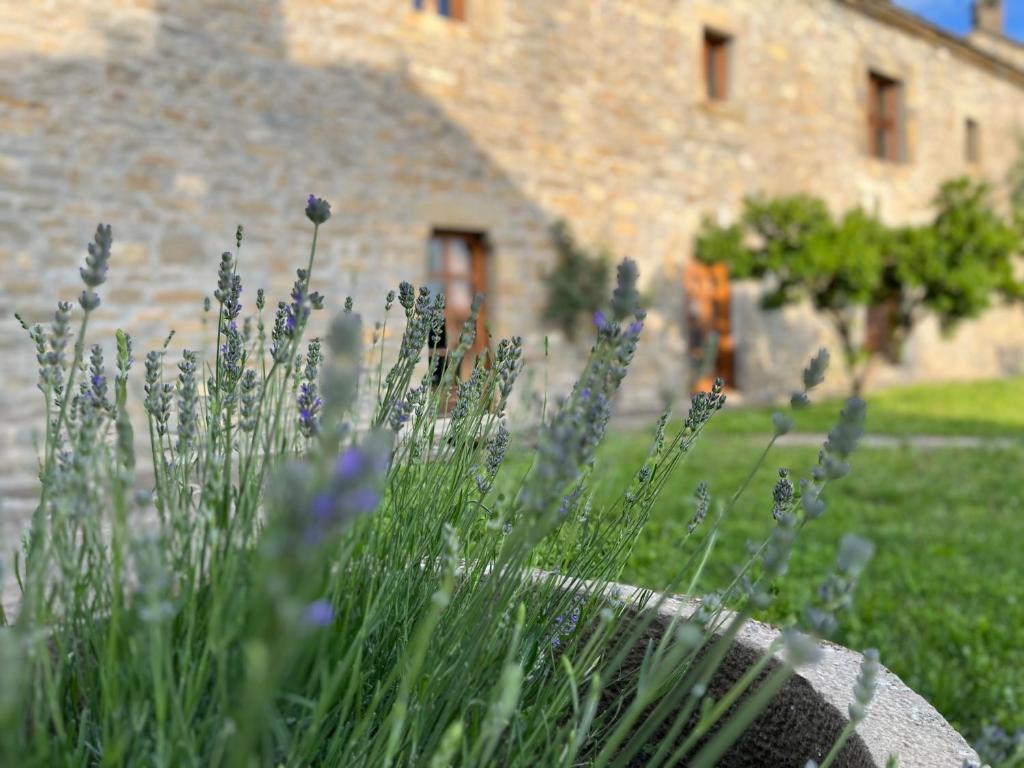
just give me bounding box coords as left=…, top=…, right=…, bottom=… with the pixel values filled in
left=285, top=284, right=307, bottom=333
left=342, top=487, right=381, bottom=514
left=550, top=604, right=582, bottom=647
left=287, top=432, right=392, bottom=550
left=558, top=495, right=572, bottom=519
left=311, top=492, right=334, bottom=522
left=593, top=310, right=608, bottom=330
left=297, top=381, right=322, bottom=438
left=303, top=599, right=335, bottom=628
left=301, top=458, right=381, bottom=542
left=305, top=194, right=332, bottom=225
left=628, top=320, right=643, bottom=336
left=336, top=446, right=365, bottom=481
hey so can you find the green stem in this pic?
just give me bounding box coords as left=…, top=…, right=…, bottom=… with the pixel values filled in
left=22, top=311, right=90, bottom=623
left=687, top=664, right=793, bottom=768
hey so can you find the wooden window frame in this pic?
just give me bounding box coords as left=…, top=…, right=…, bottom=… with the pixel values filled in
left=867, top=71, right=902, bottom=163
left=965, top=118, right=981, bottom=164
left=703, top=29, right=732, bottom=102
left=427, top=230, right=489, bottom=393
left=413, top=0, right=466, bottom=21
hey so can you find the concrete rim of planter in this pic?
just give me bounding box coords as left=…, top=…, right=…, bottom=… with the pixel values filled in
left=591, top=580, right=981, bottom=768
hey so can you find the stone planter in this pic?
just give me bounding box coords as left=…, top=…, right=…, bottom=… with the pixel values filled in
left=596, top=582, right=980, bottom=768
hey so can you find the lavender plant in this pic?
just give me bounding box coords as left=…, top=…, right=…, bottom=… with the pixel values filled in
left=2, top=196, right=882, bottom=767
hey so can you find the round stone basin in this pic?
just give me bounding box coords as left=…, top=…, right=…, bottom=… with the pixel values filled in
left=591, top=582, right=981, bottom=768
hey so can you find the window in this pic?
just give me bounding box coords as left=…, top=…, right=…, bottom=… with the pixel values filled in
left=413, top=0, right=465, bottom=21
left=867, top=71, right=902, bottom=162
left=426, top=231, right=489, bottom=390
left=965, top=118, right=981, bottom=164
left=703, top=29, right=732, bottom=101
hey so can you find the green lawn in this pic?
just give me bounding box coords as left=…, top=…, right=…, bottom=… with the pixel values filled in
left=709, top=376, right=1024, bottom=438
left=510, top=377, right=1024, bottom=743
left=512, top=380, right=1024, bottom=745
left=577, top=404, right=1024, bottom=745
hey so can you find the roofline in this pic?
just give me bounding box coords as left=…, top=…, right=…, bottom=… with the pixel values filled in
left=837, top=0, right=1024, bottom=89
left=970, top=24, right=1024, bottom=53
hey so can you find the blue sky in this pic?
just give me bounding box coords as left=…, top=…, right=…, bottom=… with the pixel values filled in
left=896, top=0, right=1024, bottom=40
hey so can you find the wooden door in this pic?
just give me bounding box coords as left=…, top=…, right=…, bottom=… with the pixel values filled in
left=685, top=261, right=735, bottom=392
left=427, top=231, right=489, bottom=396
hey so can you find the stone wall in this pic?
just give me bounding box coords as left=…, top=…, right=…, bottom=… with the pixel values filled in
left=969, top=29, right=1024, bottom=71
left=1, top=0, right=1024, bottom=515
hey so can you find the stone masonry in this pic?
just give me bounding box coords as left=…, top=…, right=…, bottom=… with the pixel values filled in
left=1, top=0, right=1024, bottom=526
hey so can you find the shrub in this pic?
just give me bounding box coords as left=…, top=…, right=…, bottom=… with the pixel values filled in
left=3, top=197, right=879, bottom=766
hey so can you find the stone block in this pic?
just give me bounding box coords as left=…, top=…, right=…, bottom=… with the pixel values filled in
left=158, top=230, right=205, bottom=266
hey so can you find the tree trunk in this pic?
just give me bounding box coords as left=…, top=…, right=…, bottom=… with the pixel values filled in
left=827, top=308, right=873, bottom=398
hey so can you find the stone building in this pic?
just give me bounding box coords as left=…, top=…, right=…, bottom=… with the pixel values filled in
left=1, top=0, right=1024, bottom=507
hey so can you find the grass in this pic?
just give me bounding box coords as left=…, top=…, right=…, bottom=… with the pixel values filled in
left=578, top=405, right=1024, bottom=743
left=711, top=376, right=1024, bottom=438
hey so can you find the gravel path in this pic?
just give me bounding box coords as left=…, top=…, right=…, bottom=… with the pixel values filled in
left=776, top=432, right=1021, bottom=450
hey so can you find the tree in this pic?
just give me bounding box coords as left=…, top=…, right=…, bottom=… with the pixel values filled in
left=696, top=195, right=890, bottom=395
left=695, top=179, right=1021, bottom=396
left=893, top=178, right=1022, bottom=335
left=542, top=220, right=611, bottom=340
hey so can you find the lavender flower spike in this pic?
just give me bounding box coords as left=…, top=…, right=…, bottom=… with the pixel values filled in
left=79, top=223, right=113, bottom=311
left=305, top=194, right=332, bottom=225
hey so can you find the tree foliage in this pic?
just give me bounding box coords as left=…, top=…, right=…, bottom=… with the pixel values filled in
left=896, top=178, right=1022, bottom=328
left=542, top=220, right=611, bottom=339
left=696, top=178, right=1021, bottom=395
